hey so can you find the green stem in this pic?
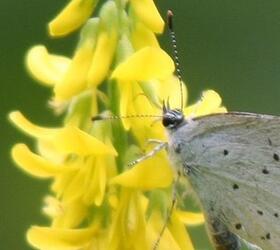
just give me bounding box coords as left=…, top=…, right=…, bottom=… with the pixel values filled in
left=108, top=79, right=127, bottom=173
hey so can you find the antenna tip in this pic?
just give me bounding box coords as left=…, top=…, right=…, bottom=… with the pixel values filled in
left=167, top=10, right=174, bottom=30
left=167, top=9, right=174, bottom=17
left=91, top=115, right=103, bottom=121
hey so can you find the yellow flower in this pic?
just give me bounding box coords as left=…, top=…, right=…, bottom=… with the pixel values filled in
left=10, top=0, right=227, bottom=249
left=108, top=190, right=149, bottom=250
left=54, top=18, right=99, bottom=101
left=9, top=111, right=117, bottom=156
left=111, top=46, right=175, bottom=130
left=131, top=22, right=159, bottom=50
left=49, top=0, right=98, bottom=37
left=111, top=47, right=174, bottom=81
left=130, top=0, right=164, bottom=33
left=111, top=150, right=173, bottom=189
left=27, top=225, right=99, bottom=249
left=25, top=45, right=71, bottom=86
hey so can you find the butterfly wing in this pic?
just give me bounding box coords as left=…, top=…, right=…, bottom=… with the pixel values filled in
left=168, top=112, right=280, bottom=250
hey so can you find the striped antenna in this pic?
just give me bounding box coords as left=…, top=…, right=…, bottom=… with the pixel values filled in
left=167, top=10, right=184, bottom=111
left=92, top=114, right=162, bottom=121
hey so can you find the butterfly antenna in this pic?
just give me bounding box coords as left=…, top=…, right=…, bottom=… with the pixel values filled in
left=167, top=10, right=184, bottom=111
left=92, top=114, right=162, bottom=121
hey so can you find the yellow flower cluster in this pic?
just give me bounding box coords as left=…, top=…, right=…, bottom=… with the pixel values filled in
left=10, top=0, right=226, bottom=249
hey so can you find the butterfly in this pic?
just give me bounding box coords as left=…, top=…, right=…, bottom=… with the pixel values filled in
left=163, top=108, right=280, bottom=250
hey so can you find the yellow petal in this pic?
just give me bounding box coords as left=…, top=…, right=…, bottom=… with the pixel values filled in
left=168, top=213, right=195, bottom=250
left=11, top=144, right=69, bottom=178
left=42, top=196, right=64, bottom=218
left=108, top=190, right=149, bottom=250
left=215, top=106, right=228, bottom=113
left=59, top=167, right=86, bottom=204
left=196, top=90, right=223, bottom=114
left=37, top=139, right=66, bottom=163
left=54, top=41, right=94, bottom=101
left=130, top=0, right=164, bottom=33
left=51, top=170, right=77, bottom=196
left=185, top=90, right=226, bottom=117
left=9, top=111, right=56, bottom=138
left=83, top=157, right=106, bottom=206
left=110, top=152, right=173, bottom=189
left=27, top=226, right=98, bottom=250
left=146, top=211, right=181, bottom=250
left=53, top=126, right=117, bottom=156
left=52, top=199, right=88, bottom=228
left=87, top=31, right=117, bottom=87
left=149, top=76, right=188, bottom=109
left=9, top=111, right=117, bottom=156
left=176, top=210, right=205, bottom=226
left=131, top=22, right=159, bottom=50
left=123, top=82, right=166, bottom=145
left=119, top=81, right=132, bottom=130
left=26, top=45, right=70, bottom=86
left=48, top=0, right=97, bottom=37
left=111, top=47, right=174, bottom=81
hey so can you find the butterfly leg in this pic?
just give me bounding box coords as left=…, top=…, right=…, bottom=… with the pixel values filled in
left=207, top=217, right=241, bottom=250
left=127, top=141, right=167, bottom=167
left=153, top=172, right=180, bottom=250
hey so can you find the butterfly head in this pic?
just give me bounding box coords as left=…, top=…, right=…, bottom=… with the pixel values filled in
left=162, top=101, right=185, bottom=130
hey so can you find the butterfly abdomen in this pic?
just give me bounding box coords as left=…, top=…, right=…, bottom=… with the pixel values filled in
left=207, top=217, right=241, bottom=250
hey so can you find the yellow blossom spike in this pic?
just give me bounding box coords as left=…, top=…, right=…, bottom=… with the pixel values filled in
left=111, top=47, right=174, bottom=81
left=110, top=152, right=173, bottom=190
left=130, top=0, right=164, bottom=33
left=48, top=0, right=97, bottom=37
left=11, top=144, right=72, bottom=178
left=87, top=31, right=117, bottom=87
left=131, top=22, right=159, bottom=50
left=13, top=0, right=215, bottom=247
left=27, top=226, right=98, bottom=250
left=176, top=210, right=205, bottom=226
left=25, top=45, right=71, bottom=86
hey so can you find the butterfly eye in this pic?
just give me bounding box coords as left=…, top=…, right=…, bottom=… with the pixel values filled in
left=162, top=109, right=185, bottom=129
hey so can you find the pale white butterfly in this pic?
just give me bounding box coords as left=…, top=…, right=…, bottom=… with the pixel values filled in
left=163, top=109, right=280, bottom=250
left=153, top=10, right=280, bottom=250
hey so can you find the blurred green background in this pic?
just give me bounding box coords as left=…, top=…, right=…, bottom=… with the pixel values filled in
left=2, top=0, right=280, bottom=249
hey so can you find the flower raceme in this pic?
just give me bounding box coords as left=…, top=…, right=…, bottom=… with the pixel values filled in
left=10, top=0, right=226, bottom=249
